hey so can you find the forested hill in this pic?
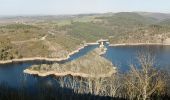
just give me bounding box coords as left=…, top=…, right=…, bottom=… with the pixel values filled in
left=1, top=12, right=170, bottom=60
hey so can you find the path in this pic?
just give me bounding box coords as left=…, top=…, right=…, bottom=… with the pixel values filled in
left=40, top=35, right=48, bottom=40
left=12, top=34, right=48, bottom=44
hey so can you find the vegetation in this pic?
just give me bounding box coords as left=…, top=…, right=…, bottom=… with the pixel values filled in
left=0, top=37, right=21, bottom=60
left=1, top=12, right=170, bottom=60
left=1, top=12, right=170, bottom=99
left=27, top=48, right=116, bottom=77
left=124, top=52, right=165, bottom=100
left=0, top=51, right=169, bottom=100
left=0, top=82, right=124, bottom=100
left=25, top=50, right=167, bottom=100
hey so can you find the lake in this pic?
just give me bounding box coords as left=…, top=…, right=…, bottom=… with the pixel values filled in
left=0, top=45, right=98, bottom=88
left=104, top=45, right=170, bottom=72
left=0, top=44, right=170, bottom=89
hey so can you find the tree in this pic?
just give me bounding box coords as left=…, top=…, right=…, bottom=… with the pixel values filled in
left=124, top=52, right=166, bottom=100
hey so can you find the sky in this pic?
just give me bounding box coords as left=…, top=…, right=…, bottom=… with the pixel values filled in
left=0, top=0, right=170, bottom=16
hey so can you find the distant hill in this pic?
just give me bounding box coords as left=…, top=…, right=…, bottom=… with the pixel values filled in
left=97, top=12, right=157, bottom=27
left=137, top=12, right=170, bottom=21
left=157, top=19, right=170, bottom=27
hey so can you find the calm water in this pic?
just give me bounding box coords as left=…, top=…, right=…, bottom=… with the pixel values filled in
left=0, top=45, right=97, bottom=88
left=103, top=45, right=170, bottom=72
left=0, top=44, right=170, bottom=89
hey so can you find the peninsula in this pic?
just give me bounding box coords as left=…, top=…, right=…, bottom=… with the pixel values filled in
left=24, top=47, right=116, bottom=78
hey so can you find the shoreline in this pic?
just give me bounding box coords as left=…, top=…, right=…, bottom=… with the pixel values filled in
left=23, top=47, right=116, bottom=78
left=109, top=43, right=170, bottom=46
left=0, top=42, right=99, bottom=64
left=23, top=68, right=116, bottom=78
left=1, top=42, right=170, bottom=64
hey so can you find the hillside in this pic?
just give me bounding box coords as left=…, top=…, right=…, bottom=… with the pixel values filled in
left=137, top=12, right=170, bottom=20
left=157, top=18, right=170, bottom=26
left=1, top=12, right=170, bottom=60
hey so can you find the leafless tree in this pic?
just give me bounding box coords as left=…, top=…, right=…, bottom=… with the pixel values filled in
left=124, top=51, right=166, bottom=100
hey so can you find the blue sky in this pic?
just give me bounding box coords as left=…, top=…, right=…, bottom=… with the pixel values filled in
left=0, top=0, right=170, bottom=16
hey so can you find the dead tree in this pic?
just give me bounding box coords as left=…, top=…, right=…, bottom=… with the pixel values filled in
left=124, top=52, right=166, bottom=100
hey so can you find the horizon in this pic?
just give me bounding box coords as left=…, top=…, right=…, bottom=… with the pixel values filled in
left=0, top=11, right=170, bottom=18
left=0, top=0, right=170, bottom=16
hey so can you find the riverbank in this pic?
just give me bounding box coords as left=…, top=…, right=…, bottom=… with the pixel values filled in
left=0, top=42, right=99, bottom=64
left=109, top=43, right=170, bottom=46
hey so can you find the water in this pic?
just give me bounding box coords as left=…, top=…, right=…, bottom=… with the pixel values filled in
left=0, top=44, right=170, bottom=89
left=0, top=45, right=97, bottom=88
left=103, top=45, right=170, bottom=72
left=60, top=44, right=98, bottom=63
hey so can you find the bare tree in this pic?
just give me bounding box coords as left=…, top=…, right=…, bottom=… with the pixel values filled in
left=124, top=52, right=166, bottom=100
left=108, top=74, right=122, bottom=97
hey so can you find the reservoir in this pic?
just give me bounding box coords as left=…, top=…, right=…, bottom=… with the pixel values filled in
left=0, top=44, right=170, bottom=90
